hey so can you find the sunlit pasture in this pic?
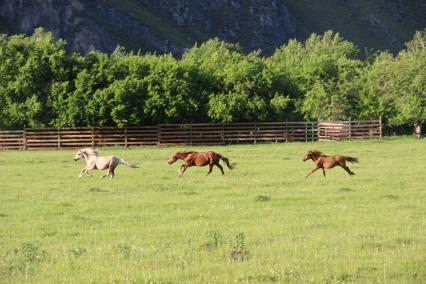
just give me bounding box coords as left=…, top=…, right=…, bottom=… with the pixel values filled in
left=0, top=137, right=425, bottom=283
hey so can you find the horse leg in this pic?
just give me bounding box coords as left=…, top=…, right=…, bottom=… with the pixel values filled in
left=179, top=164, right=188, bottom=177
left=322, top=168, right=326, bottom=178
left=79, top=168, right=87, bottom=178
left=99, top=170, right=109, bottom=179
left=108, top=163, right=116, bottom=179
left=109, top=168, right=115, bottom=179
left=206, top=164, right=213, bottom=176
left=341, top=165, right=355, bottom=175
left=216, top=163, right=225, bottom=175
left=305, top=167, right=320, bottom=178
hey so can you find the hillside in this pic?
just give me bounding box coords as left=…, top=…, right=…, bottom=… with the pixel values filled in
left=0, top=0, right=425, bottom=55
left=284, top=0, right=426, bottom=52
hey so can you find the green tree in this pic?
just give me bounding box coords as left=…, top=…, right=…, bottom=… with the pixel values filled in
left=353, top=52, right=391, bottom=120
left=269, top=31, right=363, bottom=121
left=180, top=39, right=243, bottom=122
left=363, top=29, right=426, bottom=137
left=183, top=39, right=290, bottom=122
left=142, top=54, right=200, bottom=124
left=0, top=28, right=71, bottom=128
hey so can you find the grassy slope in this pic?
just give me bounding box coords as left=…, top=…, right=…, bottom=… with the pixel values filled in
left=0, top=138, right=425, bottom=283
left=96, top=0, right=197, bottom=48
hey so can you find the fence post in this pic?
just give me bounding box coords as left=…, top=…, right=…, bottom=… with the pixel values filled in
left=57, top=127, right=61, bottom=149
left=125, top=126, right=128, bottom=147
left=348, top=117, right=352, bottom=140
left=285, top=120, right=288, bottom=143
left=91, top=127, right=95, bottom=148
left=157, top=125, right=161, bottom=146
left=190, top=124, right=193, bottom=146
left=253, top=122, right=257, bottom=144
left=222, top=124, right=225, bottom=145
left=305, top=122, right=308, bottom=142
left=23, top=128, right=27, bottom=150
left=379, top=116, right=382, bottom=139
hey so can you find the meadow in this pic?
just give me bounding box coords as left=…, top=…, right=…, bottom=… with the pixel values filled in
left=0, top=137, right=425, bottom=283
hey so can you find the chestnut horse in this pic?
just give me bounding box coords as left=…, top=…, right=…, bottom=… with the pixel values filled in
left=167, top=151, right=235, bottom=177
left=303, top=150, right=358, bottom=178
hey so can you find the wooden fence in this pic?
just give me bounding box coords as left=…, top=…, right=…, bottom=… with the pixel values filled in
left=0, top=119, right=381, bottom=150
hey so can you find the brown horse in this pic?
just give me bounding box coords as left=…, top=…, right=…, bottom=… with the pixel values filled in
left=303, top=150, right=358, bottom=178
left=167, top=151, right=235, bottom=177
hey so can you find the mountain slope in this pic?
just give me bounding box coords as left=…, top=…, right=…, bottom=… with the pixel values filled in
left=0, top=0, right=424, bottom=55
left=283, top=0, right=426, bottom=52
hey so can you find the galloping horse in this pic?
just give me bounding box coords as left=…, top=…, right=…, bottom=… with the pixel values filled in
left=167, top=151, right=235, bottom=177
left=303, top=150, right=358, bottom=178
left=74, top=148, right=137, bottom=179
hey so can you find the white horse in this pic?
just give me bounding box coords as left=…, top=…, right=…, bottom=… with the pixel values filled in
left=74, top=148, right=137, bottom=179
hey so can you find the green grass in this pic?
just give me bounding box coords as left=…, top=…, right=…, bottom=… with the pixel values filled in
left=0, top=137, right=425, bottom=283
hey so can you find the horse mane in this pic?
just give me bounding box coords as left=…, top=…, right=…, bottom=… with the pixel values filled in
left=80, top=148, right=98, bottom=155
left=174, top=151, right=196, bottom=155
left=310, top=150, right=322, bottom=156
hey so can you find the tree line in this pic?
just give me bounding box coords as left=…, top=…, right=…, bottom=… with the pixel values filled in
left=0, top=28, right=425, bottom=136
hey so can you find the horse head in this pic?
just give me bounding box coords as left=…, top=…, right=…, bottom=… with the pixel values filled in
left=74, top=149, right=84, bottom=161
left=168, top=151, right=194, bottom=165
left=303, top=150, right=322, bottom=161
left=74, top=148, right=97, bottom=161
left=167, top=153, right=178, bottom=165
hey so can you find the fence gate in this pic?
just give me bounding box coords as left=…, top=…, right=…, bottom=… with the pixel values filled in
left=318, top=118, right=382, bottom=141
left=318, top=121, right=350, bottom=141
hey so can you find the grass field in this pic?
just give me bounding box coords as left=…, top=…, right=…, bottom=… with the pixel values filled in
left=0, top=137, right=425, bottom=283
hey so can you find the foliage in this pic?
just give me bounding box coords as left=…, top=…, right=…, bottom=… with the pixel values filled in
left=360, top=28, right=426, bottom=134
left=1, top=29, right=425, bottom=135
left=269, top=31, right=363, bottom=121
left=0, top=28, right=71, bottom=128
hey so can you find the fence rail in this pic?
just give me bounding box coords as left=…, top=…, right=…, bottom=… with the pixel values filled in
left=0, top=119, right=381, bottom=150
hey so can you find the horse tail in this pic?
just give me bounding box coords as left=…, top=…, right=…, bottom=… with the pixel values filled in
left=120, top=158, right=138, bottom=168
left=345, top=156, right=359, bottom=164
left=217, top=154, right=236, bottom=170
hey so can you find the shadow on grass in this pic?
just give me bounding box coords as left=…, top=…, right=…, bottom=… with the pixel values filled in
left=88, top=187, right=109, bottom=193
